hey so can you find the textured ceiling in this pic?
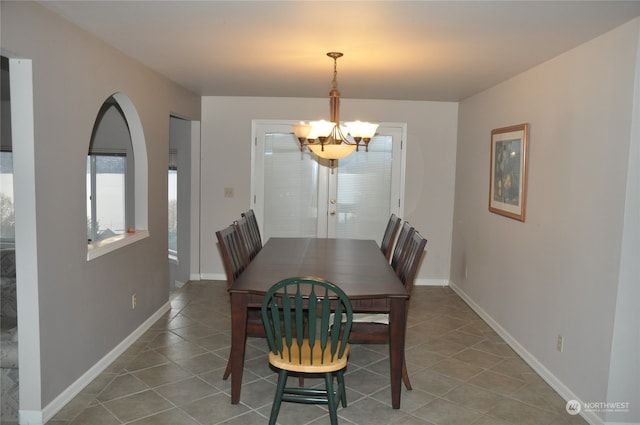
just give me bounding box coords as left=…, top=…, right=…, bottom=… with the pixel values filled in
left=41, top=1, right=640, bottom=101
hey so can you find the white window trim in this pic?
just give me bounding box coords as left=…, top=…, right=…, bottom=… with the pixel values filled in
left=87, top=229, right=149, bottom=260
left=86, top=92, right=148, bottom=261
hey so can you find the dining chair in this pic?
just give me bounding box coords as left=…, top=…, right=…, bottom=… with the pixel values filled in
left=217, top=223, right=263, bottom=380
left=380, top=213, right=401, bottom=261
left=261, top=277, right=353, bottom=425
left=347, top=226, right=426, bottom=390
left=242, top=209, right=262, bottom=256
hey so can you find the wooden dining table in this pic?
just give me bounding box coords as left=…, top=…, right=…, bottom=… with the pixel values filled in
left=227, top=237, right=409, bottom=409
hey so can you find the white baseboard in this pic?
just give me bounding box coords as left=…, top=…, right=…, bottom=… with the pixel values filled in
left=604, top=422, right=640, bottom=425
left=449, top=280, right=603, bottom=425
left=415, top=278, right=449, bottom=286
left=18, top=410, right=42, bottom=425
left=22, top=302, right=171, bottom=425
left=199, top=273, right=226, bottom=281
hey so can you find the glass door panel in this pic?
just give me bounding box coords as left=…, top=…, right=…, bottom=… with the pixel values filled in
left=331, top=134, right=394, bottom=240
left=262, top=130, right=320, bottom=240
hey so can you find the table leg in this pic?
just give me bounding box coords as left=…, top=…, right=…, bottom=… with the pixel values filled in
left=230, top=292, right=248, bottom=404
left=388, top=297, right=407, bottom=409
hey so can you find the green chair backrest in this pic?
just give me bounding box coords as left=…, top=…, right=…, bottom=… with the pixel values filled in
left=261, top=277, right=353, bottom=365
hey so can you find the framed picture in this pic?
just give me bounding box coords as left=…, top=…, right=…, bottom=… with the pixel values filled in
left=489, top=123, right=529, bottom=221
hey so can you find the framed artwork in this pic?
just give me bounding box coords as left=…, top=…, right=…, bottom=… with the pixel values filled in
left=489, top=123, right=529, bottom=221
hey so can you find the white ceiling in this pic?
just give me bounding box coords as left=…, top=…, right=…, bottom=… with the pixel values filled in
left=41, top=1, right=640, bottom=101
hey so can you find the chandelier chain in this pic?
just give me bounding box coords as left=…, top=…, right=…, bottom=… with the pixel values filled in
left=328, top=51, right=343, bottom=92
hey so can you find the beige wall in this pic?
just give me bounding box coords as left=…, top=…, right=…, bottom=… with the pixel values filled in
left=1, top=1, right=200, bottom=420
left=451, top=18, right=640, bottom=424
left=200, top=96, right=458, bottom=284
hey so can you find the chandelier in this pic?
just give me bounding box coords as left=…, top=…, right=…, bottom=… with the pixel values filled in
left=292, top=52, right=379, bottom=161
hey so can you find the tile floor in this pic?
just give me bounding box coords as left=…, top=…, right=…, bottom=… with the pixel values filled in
left=45, top=281, right=587, bottom=425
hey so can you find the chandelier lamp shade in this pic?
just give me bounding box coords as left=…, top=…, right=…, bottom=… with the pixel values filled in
left=292, top=52, right=379, bottom=161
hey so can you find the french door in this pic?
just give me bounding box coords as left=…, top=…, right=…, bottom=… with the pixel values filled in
left=251, top=120, right=406, bottom=243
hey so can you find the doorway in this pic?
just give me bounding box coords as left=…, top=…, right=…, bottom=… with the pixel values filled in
left=168, top=116, right=201, bottom=290
left=1, top=55, right=19, bottom=424
left=251, top=120, right=406, bottom=242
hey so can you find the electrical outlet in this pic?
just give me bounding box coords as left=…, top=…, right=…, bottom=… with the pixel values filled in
left=132, top=293, right=137, bottom=310
left=557, top=335, right=564, bottom=352
left=224, top=187, right=234, bottom=198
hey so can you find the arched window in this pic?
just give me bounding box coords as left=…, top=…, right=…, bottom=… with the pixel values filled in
left=87, top=97, right=132, bottom=241
left=87, top=93, right=148, bottom=259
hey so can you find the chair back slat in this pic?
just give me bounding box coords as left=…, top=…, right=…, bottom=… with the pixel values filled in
left=391, top=222, right=415, bottom=272
left=242, top=209, right=262, bottom=256
left=261, top=277, right=353, bottom=367
left=294, top=284, right=305, bottom=363
left=381, top=214, right=401, bottom=260
left=266, top=295, right=283, bottom=356
left=234, top=216, right=254, bottom=264
left=319, top=287, right=331, bottom=361
left=308, top=287, right=318, bottom=348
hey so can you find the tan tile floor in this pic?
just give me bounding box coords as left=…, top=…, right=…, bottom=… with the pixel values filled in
left=46, top=281, right=588, bottom=425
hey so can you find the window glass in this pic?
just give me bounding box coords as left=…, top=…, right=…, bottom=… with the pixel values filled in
left=263, top=131, right=319, bottom=239
left=335, top=135, right=393, bottom=239
left=87, top=98, right=132, bottom=244
left=168, top=149, right=177, bottom=257
left=0, top=151, right=14, bottom=242
left=87, top=154, right=126, bottom=242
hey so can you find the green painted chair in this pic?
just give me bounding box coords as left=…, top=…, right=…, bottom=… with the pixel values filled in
left=261, top=277, right=353, bottom=425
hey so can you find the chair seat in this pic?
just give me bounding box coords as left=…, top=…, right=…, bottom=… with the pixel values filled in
left=269, top=338, right=350, bottom=373
left=330, top=312, right=389, bottom=325
left=351, top=313, right=389, bottom=325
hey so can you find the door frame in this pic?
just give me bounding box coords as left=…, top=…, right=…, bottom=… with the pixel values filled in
left=250, top=119, right=407, bottom=240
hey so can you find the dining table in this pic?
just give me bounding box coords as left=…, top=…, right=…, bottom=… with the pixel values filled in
left=227, top=237, right=409, bottom=409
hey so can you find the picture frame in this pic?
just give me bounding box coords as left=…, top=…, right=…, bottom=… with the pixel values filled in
left=489, top=123, right=529, bottom=221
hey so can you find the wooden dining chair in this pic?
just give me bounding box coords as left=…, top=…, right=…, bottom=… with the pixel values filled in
left=380, top=213, right=401, bottom=261
left=242, top=209, right=262, bottom=256
left=261, top=277, right=353, bottom=425
left=217, top=223, right=264, bottom=380
left=347, top=226, right=426, bottom=390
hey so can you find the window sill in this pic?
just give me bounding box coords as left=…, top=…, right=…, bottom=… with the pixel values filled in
left=87, top=229, right=150, bottom=261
